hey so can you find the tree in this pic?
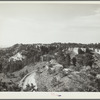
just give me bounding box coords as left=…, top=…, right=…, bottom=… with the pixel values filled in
left=40, top=46, right=49, bottom=55
left=83, top=53, right=94, bottom=67
left=0, top=63, right=2, bottom=72
left=78, top=48, right=84, bottom=54
left=72, top=57, right=77, bottom=66
left=64, top=53, right=71, bottom=67
left=86, top=48, right=93, bottom=54
left=76, top=54, right=84, bottom=66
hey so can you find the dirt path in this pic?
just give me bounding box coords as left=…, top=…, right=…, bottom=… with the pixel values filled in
left=19, top=71, right=37, bottom=90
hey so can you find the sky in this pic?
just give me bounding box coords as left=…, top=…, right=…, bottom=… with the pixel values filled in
left=0, top=2, right=100, bottom=47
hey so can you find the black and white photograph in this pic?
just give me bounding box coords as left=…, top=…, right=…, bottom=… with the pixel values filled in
left=0, top=1, right=100, bottom=94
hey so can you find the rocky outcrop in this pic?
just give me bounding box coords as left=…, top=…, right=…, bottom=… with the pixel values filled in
left=9, top=52, right=25, bottom=62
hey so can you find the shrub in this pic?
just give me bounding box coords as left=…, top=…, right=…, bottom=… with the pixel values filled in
left=48, top=67, right=55, bottom=74
left=42, top=86, right=48, bottom=91
left=51, top=77, right=61, bottom=87
left=51, top=77, right=58, bottom=87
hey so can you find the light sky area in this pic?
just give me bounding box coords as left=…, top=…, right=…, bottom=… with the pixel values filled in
left=0, top=2, right=100, bottom=47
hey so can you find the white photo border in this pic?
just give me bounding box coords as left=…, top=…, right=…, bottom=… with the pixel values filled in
left=0, top=1, right=100, bottom=99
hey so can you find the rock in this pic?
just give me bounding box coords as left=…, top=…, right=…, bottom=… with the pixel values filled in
left=9, top=52, right=25, bottom=62
left=19, top=72, right=37, bottom=91
left=96, top=74, right=100, bottom=79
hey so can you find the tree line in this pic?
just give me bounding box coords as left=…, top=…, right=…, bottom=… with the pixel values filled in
left=0, top=42, right=99, bottom=73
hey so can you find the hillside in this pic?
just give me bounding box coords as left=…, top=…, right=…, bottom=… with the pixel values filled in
left=0, top=43, right=100, bottom=92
